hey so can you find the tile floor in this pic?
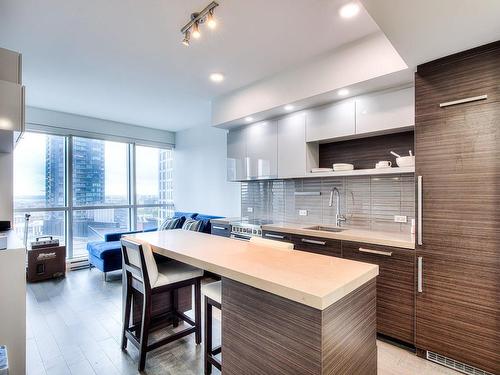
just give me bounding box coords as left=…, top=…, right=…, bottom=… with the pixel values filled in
left=27, top=269, right=461, bottom=375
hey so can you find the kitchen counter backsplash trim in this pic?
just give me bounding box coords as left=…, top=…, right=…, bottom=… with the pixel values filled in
left=241, top=174, right=414, bottom=234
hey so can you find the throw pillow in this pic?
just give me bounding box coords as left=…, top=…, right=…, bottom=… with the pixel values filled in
left=181, top=218, right=203, bottom=232
left=159, top=217, right=182, bottom=231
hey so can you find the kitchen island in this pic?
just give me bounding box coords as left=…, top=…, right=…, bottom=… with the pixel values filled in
left=130, top=229, right=379, bottom=374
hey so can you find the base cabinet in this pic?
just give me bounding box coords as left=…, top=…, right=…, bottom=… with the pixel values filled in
left=342, top=241, right=414, bottom=345
left=261, top=230, right=415, bottom=345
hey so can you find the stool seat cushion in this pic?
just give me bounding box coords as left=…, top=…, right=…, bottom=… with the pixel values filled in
left=202, top=281, right=221, bottom=304
left=155, top=261, right=204, bottom=288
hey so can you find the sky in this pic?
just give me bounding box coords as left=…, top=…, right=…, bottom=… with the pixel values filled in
left=13, top=133, right=161, bottom=199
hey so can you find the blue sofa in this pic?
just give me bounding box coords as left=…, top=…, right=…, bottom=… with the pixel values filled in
left=86, top=212, right=222, bottom=279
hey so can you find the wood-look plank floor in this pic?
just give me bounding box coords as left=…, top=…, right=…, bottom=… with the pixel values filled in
left=27, top=269, right=460, bottom=375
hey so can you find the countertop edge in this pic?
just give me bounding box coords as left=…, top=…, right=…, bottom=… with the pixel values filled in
left=261, top=224, right=415, bottom=250
left=139, top=235, right=379, bottom=310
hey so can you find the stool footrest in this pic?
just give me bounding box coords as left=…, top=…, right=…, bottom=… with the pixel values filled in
left=148, top=327, right=196, bottom=351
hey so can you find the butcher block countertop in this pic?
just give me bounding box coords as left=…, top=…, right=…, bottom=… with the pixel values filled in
left=129, top=229, right=379, bottom=310
left=262, top=223, right=416, bottom=249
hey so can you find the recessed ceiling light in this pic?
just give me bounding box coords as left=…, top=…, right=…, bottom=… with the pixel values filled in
left=210, top=73, right=224, bottom=82
left=338, top=88, right=349, bottom=96
left=245, top=117, right=254, bottom=123
left=284, top=104, right=294, bottom=111
left=339, top=2, right=360, bottom=19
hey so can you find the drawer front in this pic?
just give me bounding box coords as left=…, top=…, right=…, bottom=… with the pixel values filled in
left=211, top=223, right=231, bottom=238
left=261, top=230, right=292, bottom=242
left=291, top=234, right=342, bottom=257
left=342, top=241, right=415, bottom=344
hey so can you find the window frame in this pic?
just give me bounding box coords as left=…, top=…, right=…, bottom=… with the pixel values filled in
left=13, top=132, right=174, bottom=259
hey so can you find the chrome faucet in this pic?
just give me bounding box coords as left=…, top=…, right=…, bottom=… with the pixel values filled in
left=328, top=187, right=346, bottom=227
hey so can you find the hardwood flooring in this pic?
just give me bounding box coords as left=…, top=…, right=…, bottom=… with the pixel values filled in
left=27, top=269, right=461, bottom=375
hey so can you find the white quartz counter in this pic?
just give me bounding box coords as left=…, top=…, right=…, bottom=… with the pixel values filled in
left=129, top=229, right=378, bottom=310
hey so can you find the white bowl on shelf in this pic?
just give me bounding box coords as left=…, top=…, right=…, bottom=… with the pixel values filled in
left=396, top=156, right=415, bottom=167
left=333, top=163, right=354, bottom=171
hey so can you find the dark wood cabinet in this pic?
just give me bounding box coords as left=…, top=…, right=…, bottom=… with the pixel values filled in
left=262, top=230, right=293, bottom=242
left=342, top=241, right=415, bottom=345
left=415, top=41, right=500, bottom=374
left=290, top=234, right=342, bottom=257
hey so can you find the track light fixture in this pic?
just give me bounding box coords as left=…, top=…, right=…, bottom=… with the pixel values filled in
left=180, top=1, right=219, bottom=46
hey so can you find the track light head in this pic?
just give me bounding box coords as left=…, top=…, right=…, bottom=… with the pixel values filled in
left=191, top=22, right=201, bottom=39
left=182, top=31, right=190, bottom=46
left=207, top=10, right=216, bottom=29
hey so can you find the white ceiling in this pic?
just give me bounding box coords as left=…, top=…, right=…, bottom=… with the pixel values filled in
left=0, top=0, right=379, bottom=131
left=361, top=0, right=500, bottom=68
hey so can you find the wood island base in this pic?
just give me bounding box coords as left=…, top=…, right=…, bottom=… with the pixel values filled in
left=221, top=278, right=377, bottom=374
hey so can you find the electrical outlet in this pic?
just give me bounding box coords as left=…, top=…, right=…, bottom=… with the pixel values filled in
left=247, top=207, right=253, bottom=213
left=394, top=215, right=407, bottom=223
left=298, top=209, right=308, bottom=216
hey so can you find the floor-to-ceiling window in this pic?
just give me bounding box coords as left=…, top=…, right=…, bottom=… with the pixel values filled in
left=13, top=132, right=174, bottom=259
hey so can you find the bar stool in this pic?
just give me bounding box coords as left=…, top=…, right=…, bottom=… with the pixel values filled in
left=202, top=281, right=222, bottom=374
left=202, top=237, right=294, bottom=374
left=120, top=238, right=203, bottom=371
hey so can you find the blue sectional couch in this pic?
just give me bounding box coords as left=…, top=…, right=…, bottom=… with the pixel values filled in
left=86, top=212, right=222, bottom=279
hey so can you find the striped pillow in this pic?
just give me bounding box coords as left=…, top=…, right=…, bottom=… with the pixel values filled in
left=181, top=218, right=203, bottom=232
left=159, top=217, right=182, bottom=231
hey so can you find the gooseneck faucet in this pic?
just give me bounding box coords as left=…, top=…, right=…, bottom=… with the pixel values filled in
left=329, top=187, right=346, bottom=227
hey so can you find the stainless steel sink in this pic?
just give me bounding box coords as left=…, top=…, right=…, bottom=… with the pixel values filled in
left=304, top=225, right=345, bottom=233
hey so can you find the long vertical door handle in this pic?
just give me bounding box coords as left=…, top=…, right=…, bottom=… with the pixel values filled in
left=417, top=256, right=423, bottom=293
left=417, top=176, right=423, bottom=245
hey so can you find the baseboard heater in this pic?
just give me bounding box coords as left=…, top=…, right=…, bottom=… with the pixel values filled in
left=66, top=257, right=90, bottom=271
left=426, top=351, right=494, bottom=375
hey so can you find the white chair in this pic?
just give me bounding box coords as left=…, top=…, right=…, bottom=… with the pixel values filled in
left=249, top=236, right=294, bottom=250
left=120, top=237, right=203, bottom=371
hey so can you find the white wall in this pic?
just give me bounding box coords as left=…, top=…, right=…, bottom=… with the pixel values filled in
left=26, top=107, right=175, bottom=146
left=212, top=32, right=408, bottom=126
left=173, top=124, right=240, bottom=218
left=0, top=143, right=13, bottom=222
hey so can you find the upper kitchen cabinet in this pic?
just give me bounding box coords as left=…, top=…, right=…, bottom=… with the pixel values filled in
left=227, top=128, right=247, bottom=181
left=306, top=99, right=355, bottom=142
left=0, top=80, right=25, bottom=153
left=355, top=87, right=414, bottom=135
left=246, top=120, right=278, bottom=179
left=277, top=113, right=307, bottom=178
left=0, top=47, right=22, bottom=84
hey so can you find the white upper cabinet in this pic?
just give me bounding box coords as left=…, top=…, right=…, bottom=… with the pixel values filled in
left=0, top=47, right=22, bottom=84
left=278, top=113, right=306, bottom=178
left=355, top=87, right=414, bottom=135
left=0, top=80, right=24, bottom=132
left=246, top=120, right=278, bottom=179
left=227, top=128, right=246, bottom=181
left=306, top=99, right=355, bottom=142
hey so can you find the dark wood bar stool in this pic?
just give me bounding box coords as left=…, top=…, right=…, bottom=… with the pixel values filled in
left=120, top=238, right=203, bottom=371
left=203, top=281, right=222, bottom=374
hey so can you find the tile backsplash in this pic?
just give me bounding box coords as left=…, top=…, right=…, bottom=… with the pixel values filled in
left=241, top=174, right=415, bottom=233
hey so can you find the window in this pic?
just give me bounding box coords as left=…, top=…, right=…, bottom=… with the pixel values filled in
left=14, top=133, right=66, bottom=246
left=14, top=132, right=173, bottom=259
left=136, top=146, right=174, bottom=221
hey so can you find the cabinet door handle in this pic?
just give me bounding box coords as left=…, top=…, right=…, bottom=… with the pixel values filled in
left=301, top=238, right=326, bottom=245
left=417, top=175, right=423, bottom=246
left=417, top=256, right=423, bottom=293
left=358, top=247, right=392, bottom=257
left=439, top=94, right=487, bottom=108
left=265, top=233, right=285, bottom=239
left=212, top=226, right=226, bottom=231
